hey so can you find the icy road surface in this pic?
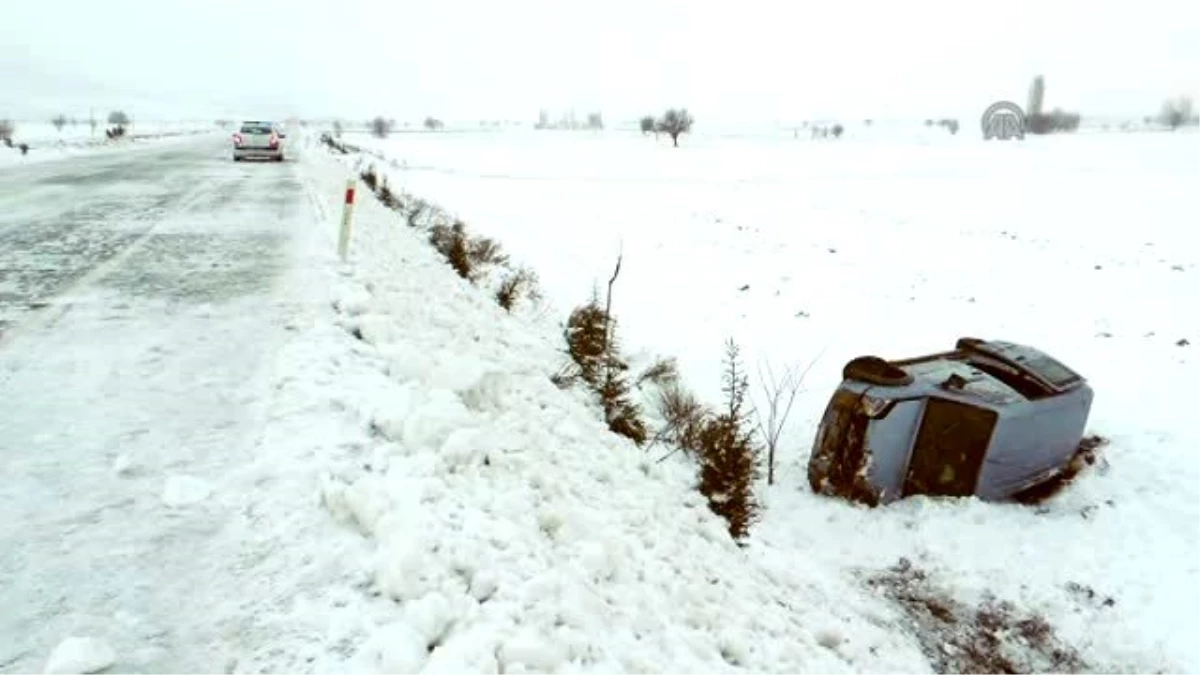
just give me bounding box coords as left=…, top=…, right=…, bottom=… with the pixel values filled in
left=0, top=138, right=369, bottom=672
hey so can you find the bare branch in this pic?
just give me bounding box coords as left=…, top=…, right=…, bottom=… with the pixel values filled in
left=602, top=247, right=623, bottom=392
left=604, top=248, right=622, bottom=329
left=754, top=346, right=827, bottom=485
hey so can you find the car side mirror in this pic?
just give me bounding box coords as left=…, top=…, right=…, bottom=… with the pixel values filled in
left=278, top=133, right=287, bottom=139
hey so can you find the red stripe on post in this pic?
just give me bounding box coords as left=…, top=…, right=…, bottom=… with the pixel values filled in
left=345, top=187, right=356, bottom=204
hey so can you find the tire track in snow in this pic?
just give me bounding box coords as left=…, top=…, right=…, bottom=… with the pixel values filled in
left=0, top=139, right=343, bottom=673
left=0, top=143, right=226, bottom=346
left=0, top=179, right=216, bottom=348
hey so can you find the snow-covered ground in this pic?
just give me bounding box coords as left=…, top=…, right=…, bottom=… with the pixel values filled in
left=0, top=136, right=384, bottom=673
left=4, top=127, right=1196, bottom=673
left=292, top=150, right=929, bottom=674
left=3, top=135, right=923, bottom=674
left=0, top=120, right=216, bottom=167
left=326, top=126, right=1200, bottom=672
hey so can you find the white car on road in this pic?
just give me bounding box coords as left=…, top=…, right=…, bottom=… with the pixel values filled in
left=232, top=121, right=285, bottom=162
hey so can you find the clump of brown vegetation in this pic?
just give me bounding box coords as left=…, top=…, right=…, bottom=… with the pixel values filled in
left=377, top=177, right=398, bottom=209
left=404, top=198, right=429, bottom=228
left=427, top=221, right=507, bottom=282
left=694, top=340, right=762, bottom=540
left=866, top=558, right=1091, bottom=674
left=359, top=164, right=378, bottom=191
left=643, top=342, right=762, bottom=541
left=352, top=162, right=540, bottom=311
left=554, top=255, right=648, bottom=446
left=495, top=266, right=541, bottom=312
left=543, top=254, right=762, bottom=540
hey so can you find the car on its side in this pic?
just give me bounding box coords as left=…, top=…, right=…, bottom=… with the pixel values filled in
left=807, top=337, right=1095, bottom=506
left=232, top=121, right=284, bottom=162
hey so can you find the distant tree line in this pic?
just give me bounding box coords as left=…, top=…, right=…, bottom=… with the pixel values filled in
left=922, top=118, right=959, bottom=135
left=535, top=109, right=604, bottom=130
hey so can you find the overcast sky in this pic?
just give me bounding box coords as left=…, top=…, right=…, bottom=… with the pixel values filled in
left=2, top=0, right=1196, bottom=124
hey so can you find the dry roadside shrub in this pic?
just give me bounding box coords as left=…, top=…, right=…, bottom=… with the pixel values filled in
left=655, top=384, right=706, bottom=452
left=638, top=357, right=679, bottom=388
left=561, top=278, right=647, bottom=446
left=429, top=221, right=472, bottom=279
left=360, top=165, right=378, bottom=191
left=469, top=236, right=508, bottom=270
left=428, top=221, right=509, bottom=282
left=496, top=266, right=540, bottom=312
left=694, top=339, right=761, bottom=541
left=405, top=198, right=429, bottom=228
left=378, top=178, right=399, bottom=209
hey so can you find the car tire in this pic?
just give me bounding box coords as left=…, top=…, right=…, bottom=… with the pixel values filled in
left=233, top=156, right=241, bottom=162
left=842, top=356, right=914, bottom=387
left=955, top=337, right=986, bottom=351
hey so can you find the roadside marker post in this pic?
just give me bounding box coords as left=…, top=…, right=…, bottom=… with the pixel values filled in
left=338, top=179, right=356, bottom=261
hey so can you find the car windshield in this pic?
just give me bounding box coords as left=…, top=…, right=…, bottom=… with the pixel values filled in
left=240, top=124, right=273, bottom=135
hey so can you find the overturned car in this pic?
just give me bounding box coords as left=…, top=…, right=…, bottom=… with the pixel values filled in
left=808, top=338, right=1095, bottom=506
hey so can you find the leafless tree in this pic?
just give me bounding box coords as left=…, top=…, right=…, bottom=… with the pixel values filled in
left=639, top=115, right=656, bottom=135
left=0, top=119, right=14, bottom=145
left=656, top=109, right=694, bottom=147
left=1159, top=96, right=1195, bottom=130
left=51, top=114, right=67, bottom=132
left=753, top=350, right=823, bottom=485
left=370, top=115, right=392, bottom=138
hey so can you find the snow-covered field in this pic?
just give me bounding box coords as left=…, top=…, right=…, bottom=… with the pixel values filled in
left=323, top=126, right=1200, bottom=672
left=0, top=120, right=216, bottom=166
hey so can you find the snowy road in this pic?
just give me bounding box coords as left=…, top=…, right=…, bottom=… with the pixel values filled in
left=0, top=138, right=367, bottom=672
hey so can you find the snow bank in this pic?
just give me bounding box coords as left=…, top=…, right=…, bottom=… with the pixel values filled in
left=300, top=149, right=931, bottom=673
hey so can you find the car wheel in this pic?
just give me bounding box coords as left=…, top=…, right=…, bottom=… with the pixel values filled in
left=955, top=337, right=986, bottom=351
left=842, top=356, right=914, bottom=387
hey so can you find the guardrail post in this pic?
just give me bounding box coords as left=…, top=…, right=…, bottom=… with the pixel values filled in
left=338, top=178, right=356, bottom=261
